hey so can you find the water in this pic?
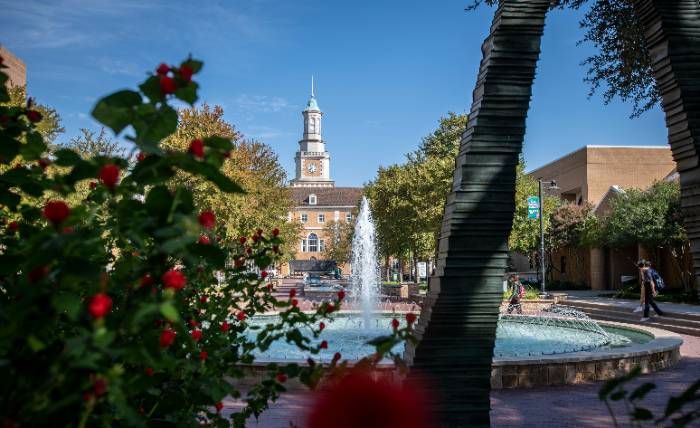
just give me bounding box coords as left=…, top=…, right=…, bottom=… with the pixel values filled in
left=350, top=196, right=380, bottom=328
left=245, top=314, right=651, bottom=362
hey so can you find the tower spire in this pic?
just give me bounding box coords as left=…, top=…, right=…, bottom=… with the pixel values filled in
left=311, top=75, right=315, bottom=98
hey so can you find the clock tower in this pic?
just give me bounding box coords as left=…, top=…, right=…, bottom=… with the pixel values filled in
left=290, top=77, right=334, bottom=188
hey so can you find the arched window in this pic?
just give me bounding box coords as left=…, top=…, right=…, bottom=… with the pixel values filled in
left=308, top=233, right=319, bottom=252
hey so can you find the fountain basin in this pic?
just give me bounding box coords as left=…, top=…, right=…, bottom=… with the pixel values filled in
left=239, top=313, right=682, bottom=389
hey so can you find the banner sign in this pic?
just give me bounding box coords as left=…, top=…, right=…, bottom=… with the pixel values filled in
left=527, top=196, right=540, bottom=219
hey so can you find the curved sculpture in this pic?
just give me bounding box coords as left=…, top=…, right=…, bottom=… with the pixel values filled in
left=404, top=1, right=550, bottom=426
left=633, top=0, right=700, bottom=289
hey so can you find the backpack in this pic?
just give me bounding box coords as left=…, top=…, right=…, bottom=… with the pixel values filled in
left=518, top=284, right=525, bottom=299
left=649, top=268, right=666, bottom=290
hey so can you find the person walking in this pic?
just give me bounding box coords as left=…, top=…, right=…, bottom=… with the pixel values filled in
left=638, top=260, right=664, bottom=321
left=506, top=274, right=524, bottom=315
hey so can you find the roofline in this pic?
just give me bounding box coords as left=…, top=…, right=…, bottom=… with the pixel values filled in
left=292, top=205, right=358, bottom=209
left=528, top=145, right=671, bottom=176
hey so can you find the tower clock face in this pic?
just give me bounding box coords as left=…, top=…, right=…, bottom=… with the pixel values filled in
left=304, top=160, right=321, bottom=176
left=307, top=164, right=317, bottom=173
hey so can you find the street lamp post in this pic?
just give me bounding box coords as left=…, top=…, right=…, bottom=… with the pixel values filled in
left=538, top=179, right=559, bottom=296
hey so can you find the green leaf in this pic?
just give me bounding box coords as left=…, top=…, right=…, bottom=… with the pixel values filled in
left=138, top=76, right=161, bottom=102
left=91, top=90, right=142, bottom=134
left=145, top=185, right=173, bottom=218
left=181, top=58, right=203, bottom=74
left=175, top=82, right=198, bottom=105
left=52, top=293, right=82, bottom=321
left=27, top=335, right=47, bottom=352
left=631, top=407, right=654, bottom=420
left=0, top=190, right=21, bottom=210
left=629, top=383, right=656, bottom=401
left=0, top=131, right=21, bottom=162
left=366, top=335, right=394, bottom=347
left=189, top=244, right=227, bottom=267
left=139, top=105, right=178, bottom=144
left=610, top=390, right=626, bottom=401
left=159, top=302, right=180, bottom=322
left=20, top=131, right=47, bottom=160
left=53, top=149, right=82, bottom=166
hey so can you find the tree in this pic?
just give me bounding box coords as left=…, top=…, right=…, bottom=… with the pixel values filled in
left=548, top=202, right=600, bottom=277
left=468, top=0, right=658, bottom=117
left=161, top=103, right=300, bottom=261
left=3, top=85, right=64, bottom=144
left=60, top=127, right=126, bottom=158
left=322, top=219, right=355, bottom=264
left=603, top=180, right=693, bottom=291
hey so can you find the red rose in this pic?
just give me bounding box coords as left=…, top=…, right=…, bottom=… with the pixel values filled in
left=251, top=235, right=259, bottom=243
left=245, top=247, right=252, bottom=255
left=89, top=181, right=97, bottom=189
left=88, top=293, right=113, bottom=319
left=391, top=318, right=400, bottom=330
left=27, top=266, right=49, bottom=282
left=223, top=151, right=231, bottom=159
left=326, top=303, right=335, bottom=314
left=266, top=283, right=273, bottom=291
left=8, top=221, right=18, bottom=232
left=260, top=271, right=268, bottom=280
left=159, top=329, right=176, bottom=347
left=160, top=76, right=176, bottom=95
left=319, top=340, right=328, bottom=349
left=319, top=322, right=325, bottom=331
left=236, top=312, right=246, bottom=321
left=199, top=296, right=208, bottom=303
left=199, top=351, right=208, bottom=361
left=406, top=313, right=417, bottom=325
left=332, top=352, right=341, bottom=363
left=306, top=372, right=431, bottom=428
left=337, top=290, right=345, bottom=300
left=63, top=226, right=74, bottom=234
left=188, top=318, right=198, bottom=327
left=272, top=228, right=280, bottom=237
left=291, top=298, right=299, bottom=307
left=215, top=402, right=223, bottom=413
left=198, top=235, right=211, bottom=245
left=289, top=288, right=296, bottom=298
left=136, top=151, right=146, bottom=162
left=189, top=139, right=205, bottom=158
left=38, top=158, right=50, bottom=170
left=145, top=367, right=154, bottom=377
left=256, top=228, right=263, bottom=236
left=179, top=65, right=193, bottom=82
left=191, top=330, right=202, bottom=341
left=239, top=236, right=247, bottom=245
left=198, top=211, right=216, bottom=229
left=99, top=163, right=120, bottom=190
left=140, top=274, right=154, bottom=287
left=93, top=378, right=108, bottom=397
left=43, top=200, right=70, bottom=226
left=162, top=270, right=186, bottom=290
left=276, top=373, right=287, bottom=383
left=220, top=321, right=230, bottom=332
left=156, top=63, right=170, bottom=75
left=234, top=258, right=245, bottom=268
left=26, top=110, right=42, bottom=123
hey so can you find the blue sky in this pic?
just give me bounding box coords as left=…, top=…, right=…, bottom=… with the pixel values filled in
left=0, top=0, right=667, bottom=187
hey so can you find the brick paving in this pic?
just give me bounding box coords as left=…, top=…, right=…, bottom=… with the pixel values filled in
left=223, top=334, right=700, bottom=427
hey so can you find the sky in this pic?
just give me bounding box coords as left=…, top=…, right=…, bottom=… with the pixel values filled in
left=0, top=0, right=668, bottom=187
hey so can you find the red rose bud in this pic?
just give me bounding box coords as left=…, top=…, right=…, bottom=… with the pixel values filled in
left=198, top=235, right=211, bottom=245
left=289, top=288, right=296, bottom=298
left=326, top=303, right=335, bottom=314
left=392, top=318, right=400, bottom=330
left=99, top=163, right=120, bottom=190
left=319, top=322, right=325, bottom=331
left=38, top=158, right=50, bottom=170
left=273, top=245, right=280, bottom=253
left=272, top=228, right=280, bottom=237
left=246, top=247, right=252, bottom=255
left=188, top=318, right=198, bottom=327
left=8, top=221, right=18, bottom=232
left=159, top=329, right=176, bottom=347
left=179, top=64, right=193, bottom=82
left=215, top=402, right=223, bottom=413
left=236, top=312, right=246, bottom=321
left=136, top=151, right=146, bottom=162
left=239, top=236, right=247, bottom=245
left=88, top=293, right=113, bottom=319
left=260, top=271, right=268, bottom=279
left=160, top=76, right=176, bottom=95
left=189, top=139, right=205, bottom=158
left=140, top=274, right=154, bottom=287
left=256, top=228, right=263, bottom=236
left=89, top=181, right=97, bottom=189
left=199, top=351, right=208, bottom=361
left=266, top=283, right=273, bottom=291
left=162, top=269, right=186, bottom=290
left=199, top=296, right=208, bottom=303
left=93, top=378, right=108, bottom=397
left=337, top=290, right=345, bottom=300
left=251, top=235, right=259, bottom=243
left=291, top=298, right=298, bottom=307
left=223, top=151, right=231, bottom=159
left=62, top=226, right=74, bottom=234
left=145, top=367, right=154, bottom=377
left=27, top=265, right=49, bottom=282
left=332, top=352, right=341, bottom=363
left=43, top=200, right=70, bottom=226
left=234, top=258, right=245, bottom=268
left=220, top=321, right=230, bottom=332
left=320, top=340, right=328, bottom=349
left=26, top=110, right=42, bottom=123
left=198, top=211, right=216, bottom=229
left=406, top=313, right=417, bottom=325
left=156, top=63, right=170, bottom=75
left=191, top=330, right=202, bottom=341
left=276, top=373, right=287, bottom=383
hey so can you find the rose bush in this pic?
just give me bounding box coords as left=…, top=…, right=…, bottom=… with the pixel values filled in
left=0, top=57, right=414, bottom=427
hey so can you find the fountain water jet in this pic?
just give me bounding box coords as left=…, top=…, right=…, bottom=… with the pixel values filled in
left=350, top=196, right=380, bottom=328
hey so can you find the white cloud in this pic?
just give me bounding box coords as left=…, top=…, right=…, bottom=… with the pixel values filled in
left=235, top=94, right=289, bottom=113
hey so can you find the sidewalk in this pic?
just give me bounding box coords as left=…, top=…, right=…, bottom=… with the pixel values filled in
left=563, top=290, right=700, bottom=316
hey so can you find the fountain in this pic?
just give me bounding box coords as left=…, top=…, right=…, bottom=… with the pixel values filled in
left=350, top=196, right=380, bottom=327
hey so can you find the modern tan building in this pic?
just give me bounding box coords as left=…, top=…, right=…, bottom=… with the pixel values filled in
left=280, top=82, right=362, bottom=276
left=0, top=46, right=27, bottom=89
left=527, top=145, right=677, bottom=290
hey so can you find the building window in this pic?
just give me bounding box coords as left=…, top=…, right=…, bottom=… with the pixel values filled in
left=308, top=233, right=319, bottom=252
left=318, top=213, right=325, bottom=223
left=309, top=194, right=317, bottom=205
left=301, top=213, right=308, bottom=223
left=346, top=213, right=352, bottom=222
left=334, top=210, right=340, bottom=221
left=319, top=239, right=325, bottom=253
left=301, top=239, right=307, bottom=252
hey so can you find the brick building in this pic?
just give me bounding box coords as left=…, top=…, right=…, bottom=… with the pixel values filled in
left=280, top=81, right=362, bottom=276
left=0, top=46, right=27, bottom=89
left=523, top=145, right=678, bottom=289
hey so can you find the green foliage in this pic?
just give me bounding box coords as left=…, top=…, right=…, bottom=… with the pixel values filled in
left=2, top=85, right=65, bottom=144
left=323, top=219, right=355, bottom=264
left=549, top=202, right=599, bottom=250
left=59, top=127, right=127, bottom=159
left=0, top=57, right=411, bottom=427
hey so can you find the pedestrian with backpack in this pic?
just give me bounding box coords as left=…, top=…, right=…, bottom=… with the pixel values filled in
left=638, top=260, right=665, bottom=321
